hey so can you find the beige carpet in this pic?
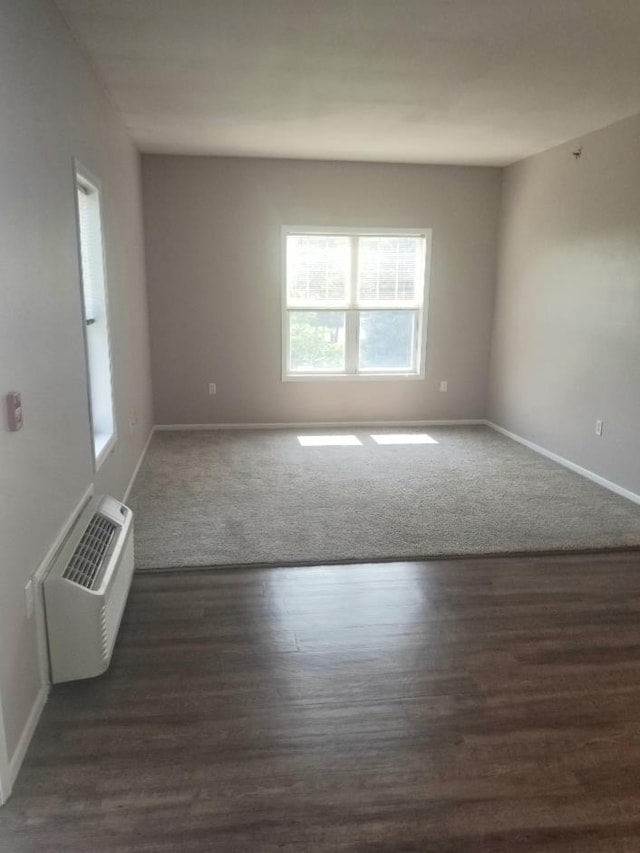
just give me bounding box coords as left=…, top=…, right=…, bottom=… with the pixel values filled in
left=128, top=426, right=640, bottom=570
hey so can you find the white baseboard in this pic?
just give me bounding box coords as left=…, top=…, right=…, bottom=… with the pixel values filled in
left=0, top=727, right=8, bottom=805
left=155, top=419, right=485, bottom=431
left=123, top=426, right=155, bottom=503
left=3, top=685, right=49, bottom=803
left=485, top=421, right=640, bottom=506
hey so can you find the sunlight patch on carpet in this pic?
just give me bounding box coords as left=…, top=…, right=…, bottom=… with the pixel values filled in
left=297, top=434, right=362, bottom=447
left=370, top=433, right=438, bottom=445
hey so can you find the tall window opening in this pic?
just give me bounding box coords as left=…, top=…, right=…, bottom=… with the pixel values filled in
left=75, top=165, right=115, bottom=466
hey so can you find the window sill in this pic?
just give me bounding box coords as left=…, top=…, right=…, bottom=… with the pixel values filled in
left=283, top=372, right=424, bottom=382
left=94, top=432, right=116, bottom=471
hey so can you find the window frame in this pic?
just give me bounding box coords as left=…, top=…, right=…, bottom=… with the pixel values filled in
left=73, top=160, right=117, bottom=471
left=281, top=225, right=432, bottom=381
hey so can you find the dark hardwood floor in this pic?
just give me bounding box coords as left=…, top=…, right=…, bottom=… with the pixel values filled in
left=3, top=552, right=640, bottom=851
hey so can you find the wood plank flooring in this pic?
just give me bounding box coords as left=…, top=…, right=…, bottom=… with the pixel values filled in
left=3, top=552, right=640, bottom=851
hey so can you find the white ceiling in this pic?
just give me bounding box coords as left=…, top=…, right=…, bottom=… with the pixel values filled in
left=56, top=0, right=640, bottom=166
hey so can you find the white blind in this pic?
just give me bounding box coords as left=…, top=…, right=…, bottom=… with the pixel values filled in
left=76, top=184, right=104, bottom=322
left=286, top=235, right=350, bottom=306
left=357, top=236, right=424, bottom=305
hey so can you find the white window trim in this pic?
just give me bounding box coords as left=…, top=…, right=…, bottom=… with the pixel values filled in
left=281, top=226, right=432, bottom=381
left=74, top=159, right=117, bottom=471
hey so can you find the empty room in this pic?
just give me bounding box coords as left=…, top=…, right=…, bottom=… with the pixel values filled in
left=1, top=0, right=640, bottom=850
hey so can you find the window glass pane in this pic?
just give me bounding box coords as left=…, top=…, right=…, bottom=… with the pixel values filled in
left=76, top=187, right=104, bottom=322
left=289, top=311, right=346, bottom=372
left=358, top=236, right=423, bottom=305
left=75, top=172, right=115, bottom=462
left=287, top=235, right=350, bottom=306
left=358, top=311, right=417, bottom=372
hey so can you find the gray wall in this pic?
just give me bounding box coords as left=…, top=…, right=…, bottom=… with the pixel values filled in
left=0, top=0, right=153, bottom=767
left=488, top=113, right=640, bottom=495
left=142, top=156, right=501, bottom=425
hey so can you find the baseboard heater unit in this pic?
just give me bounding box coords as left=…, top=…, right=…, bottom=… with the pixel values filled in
left=43, top=495, right=134, bottom=683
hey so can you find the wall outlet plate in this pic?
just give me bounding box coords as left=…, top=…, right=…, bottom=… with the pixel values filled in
left=208, top=383, right=217, bottom=395
left=440, top=380, right=448, bottom=392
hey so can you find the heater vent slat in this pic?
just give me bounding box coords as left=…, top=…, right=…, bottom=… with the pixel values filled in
left=62, top=513, right=118, bottom=589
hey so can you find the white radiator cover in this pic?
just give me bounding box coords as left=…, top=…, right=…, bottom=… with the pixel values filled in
left=44, top=495, right=134, bottom=683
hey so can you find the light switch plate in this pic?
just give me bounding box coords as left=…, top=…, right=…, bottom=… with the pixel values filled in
left=6, top=391, right=23, bottom=431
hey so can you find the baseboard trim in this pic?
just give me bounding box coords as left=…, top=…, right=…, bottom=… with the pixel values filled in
left=123, top=426, right=155, bottom=503
left=0, top=725, right=9, bottom=805
left=4, top=685, right=49, bottom=801
left=485, top=421, right=640, bottom=506
left=155, top=419, right=485, bottom=431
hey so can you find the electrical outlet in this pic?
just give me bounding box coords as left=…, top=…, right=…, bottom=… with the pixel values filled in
left=208, top=383, right=217, bottom=396
left=25, top=579, right=34, bottom=619
left=439, top=380, right=448, bottom=392
left=595, top=419, right=604, bottom=437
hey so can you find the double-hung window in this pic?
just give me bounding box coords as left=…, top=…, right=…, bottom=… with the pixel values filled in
left=283, top=227, right=430, bottom=378
left=75, top=163, right=115, bottom=468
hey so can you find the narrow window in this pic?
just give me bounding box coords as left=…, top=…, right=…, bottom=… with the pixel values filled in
left=283, top=228, right=430, bottom=379
left=75, top=165, right=115, bottom=467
